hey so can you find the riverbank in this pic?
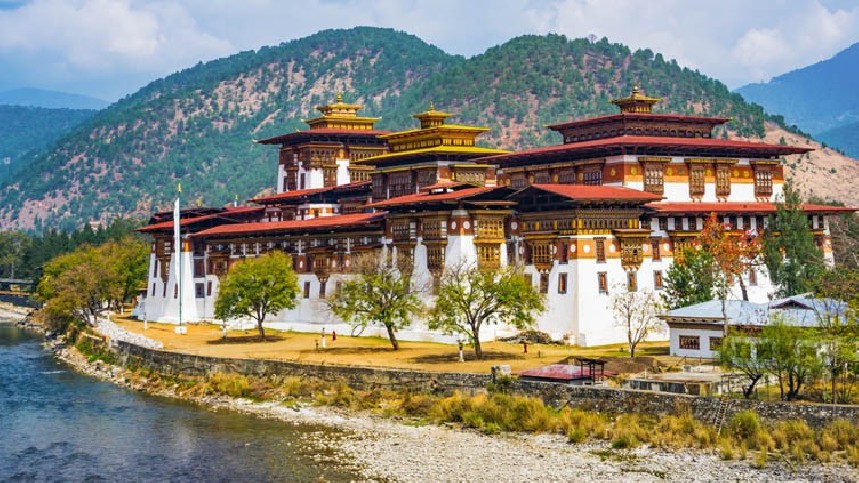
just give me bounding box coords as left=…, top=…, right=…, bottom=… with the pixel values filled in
left=50, top=327, right=856, bottom=482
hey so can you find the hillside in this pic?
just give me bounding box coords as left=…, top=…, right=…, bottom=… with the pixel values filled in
left=816, top=121, right=859, bottom=159
left=737, top=43, right=859, bottom=135
left=0, top=88, right=110, bottom=110
left=0, top=27, right=852, bottom=231
left=0, top=106, right=96, bottom=183
left=760, top=123, right=859, bottom=205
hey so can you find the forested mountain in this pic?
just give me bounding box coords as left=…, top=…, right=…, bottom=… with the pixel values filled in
left=0, top=27, right=842, bottom=231
left=0, top=106, right=96, bottom=183
left=0, top=87, right=109, bottom=110
left=817, top=121, right=859, bottom=159
left=737, top=43, right=859, bottom=135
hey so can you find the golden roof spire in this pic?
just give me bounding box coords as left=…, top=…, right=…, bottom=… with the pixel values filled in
left=429, top=101, right=435, bottom=111
left=611, top=85, right=661, bottom=114
left=413, top=103, right=451, bottom=129
left=336, top=92, right=343, bottom=103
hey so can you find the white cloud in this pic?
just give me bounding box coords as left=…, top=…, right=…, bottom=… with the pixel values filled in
left=0, top=0, right=856, bottom=99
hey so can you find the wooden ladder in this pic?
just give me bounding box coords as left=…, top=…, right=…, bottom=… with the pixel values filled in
left=714, top=396, right=730, bottom=435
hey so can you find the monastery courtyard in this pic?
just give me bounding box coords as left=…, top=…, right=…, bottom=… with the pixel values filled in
left=112, top=316, right=675, bottom=374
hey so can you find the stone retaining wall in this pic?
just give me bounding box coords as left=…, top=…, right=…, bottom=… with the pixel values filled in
left=111, top=340, right=859, bottom=428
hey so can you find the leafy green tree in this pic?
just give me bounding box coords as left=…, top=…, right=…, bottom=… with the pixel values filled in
left=101, top=236, right=150, bottom=312
left=214, top=251, right=299, bottom=341
left=662, top=248, right=716, bottom=309
left=759, top=319, right=823, bottom=401
left=429, top=262, right=545, bottom=359
left=0, top=231, right=30, bottom=278
left=763, top=181, right=824, bottom=297
left=610, top=285, right=665, bottom=358
left=812, top=268, right=859, bottom=403
left=718, top=335, right=769, bottom=398
left=327, top=259, right=424, bottom=350
left=37, top=243, right=125, bottom=327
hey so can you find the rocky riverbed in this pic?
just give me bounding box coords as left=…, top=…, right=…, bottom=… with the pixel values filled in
left=47, top=324, right=857, bottom=483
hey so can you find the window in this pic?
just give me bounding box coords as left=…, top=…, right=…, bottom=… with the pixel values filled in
left=716, top=165, right=731, bottom=197
left=206, top=281, right=212, bottom=296
left=674, top=217, right=684, bottom=231
left=627, top=271, right=637, bottom=292
left=598, top=272, right=608, bottom=294
left=748, top=268, right=757, bottom=286
left=195, top=283, right=205, bottom=299
left=559, top=242, right=568, bottom=264
left=709, top=337, right=723, bottom=351
left=558, top=273, right=567, bottom=294
left=523, top=274, right=533, bottom=288
left=658, top=218, right=668, bottom=231
left=754, top=169, right=773, bottom=197
left=689, top=165, right=705, bottom=197
left=679, top=335, right=700, bottom=350
left=335, top=280, right=343, bottom=297
left=651, top=239, right=661, bottom=261
left=173, top=284, right=178, bottom=299
left=163, top=284, right=167, bottom=298
left=303, top=281, right=311, bottom=299
left=654, top=270, right=663, bottom=290
left=194, top=259, right=205, bottom=278
left=643, top=164, right=664, bottom=195
left=151, top=283, right=156, bottom=297
left=583, top=168, right=602, bottom=186
left=477, top=245, right=501, bottom=269
left=540, top=274, right=549, bottom=294
left=687, top=217, right=697, bottom=231
left=319, top=280, right=326, bottom=299
left=756, top=216, right=766, bottom=231
left=595, top=238, right=606, bottom=262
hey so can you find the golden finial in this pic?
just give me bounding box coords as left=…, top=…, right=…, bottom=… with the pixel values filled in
left=429, top=101, right=435, bottom=112
left=177, top=182, right=182, bottom=194
left=336, top=92, right=343, bottom=103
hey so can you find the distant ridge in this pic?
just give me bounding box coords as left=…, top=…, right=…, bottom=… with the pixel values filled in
left=0, top=87, right=110, bottom=110
left=736, top=43, right=859, bottom=135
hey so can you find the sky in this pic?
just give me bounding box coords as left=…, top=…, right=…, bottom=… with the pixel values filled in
left=0, top=0, right=857, bottom=101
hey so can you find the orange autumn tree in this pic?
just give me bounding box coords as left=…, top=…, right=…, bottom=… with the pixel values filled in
left=699, top=212, right=763, bottom=303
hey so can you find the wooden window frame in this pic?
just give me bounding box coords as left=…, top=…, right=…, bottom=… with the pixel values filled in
left=679, top=335, right=701, bottom=350
left=598, top=272, right=608, bottom=294
left=558, top=273, right=567, bottom=294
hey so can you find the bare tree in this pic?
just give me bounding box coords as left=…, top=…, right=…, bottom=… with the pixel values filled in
left=610, top=284, right=666, bottom=358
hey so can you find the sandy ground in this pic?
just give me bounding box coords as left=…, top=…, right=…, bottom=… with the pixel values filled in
left=112, top=316, right=677, bottom=374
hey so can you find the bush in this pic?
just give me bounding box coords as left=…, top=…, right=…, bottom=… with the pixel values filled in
left=208, top=373, right=251, bottom=398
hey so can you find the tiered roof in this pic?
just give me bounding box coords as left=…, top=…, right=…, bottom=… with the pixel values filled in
left=194, top=212, right=386, bottom=237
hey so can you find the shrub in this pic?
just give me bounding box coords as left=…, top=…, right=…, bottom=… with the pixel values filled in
left=726, top=411, right=762, bottom=442
left=208, top=373, right=251, bottom=398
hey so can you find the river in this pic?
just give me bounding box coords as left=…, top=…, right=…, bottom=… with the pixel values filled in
left=0, top=322, right=361, bottom=482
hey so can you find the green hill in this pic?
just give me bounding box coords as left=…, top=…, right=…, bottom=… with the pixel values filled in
left=817, top=121, right=859, bottom=159
left=0, top=105, right=96, bottom=183
left=0, top=27, right=776, bottom=231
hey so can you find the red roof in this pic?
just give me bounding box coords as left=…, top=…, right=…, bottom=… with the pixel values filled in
left=257, top=129, right=390, bottom=145
left=516, top=364, right=617, bottom=382
left=483, top=135, right=810, bottom=164
left=138, top=206, right=264, bottom=232
left=367, top=186, right=499, bottom=208
left=529, top=184, right=663, bottom=201
left=647, top=202, right=857, bottom=214
left=547, top=113, right=730, bottom=131
left=250, top=181, right=371, bottom=204
left=194, top=212, right=386, bottom=237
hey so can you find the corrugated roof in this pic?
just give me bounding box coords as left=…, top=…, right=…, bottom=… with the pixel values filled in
left=547, top=113, right=730, bottom=131
left=528, top=184, right=663, bottom=201
left=647, top=202, right=857, bottom=214
left=249, top=181, right=371, bottom=204
left=482, top=135, right=811, bottom=164
left=366, top=186, right=499, bottom=208
left=194, top=212, right=386, bottom=237
left=662, top=295, right=848, bottom=328
left=138, top=206, right=264, bottom=232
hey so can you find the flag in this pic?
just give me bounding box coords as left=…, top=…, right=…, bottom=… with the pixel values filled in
left=173, top=196, right=180, bottom=254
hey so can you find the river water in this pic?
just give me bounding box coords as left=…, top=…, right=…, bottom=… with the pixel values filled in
left=0, top=322, right=361, bottom=482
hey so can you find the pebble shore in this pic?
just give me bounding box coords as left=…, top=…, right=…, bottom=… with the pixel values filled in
left=31, top=316, right=857, bottom=482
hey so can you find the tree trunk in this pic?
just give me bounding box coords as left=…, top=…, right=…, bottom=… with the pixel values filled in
left=257, top=319, right=266, bottom=341
left=743, top=374, right=762, bottom=398
left=739, top=276, right=749, bottom=301
left=385, top=324, right=399, bottom=350
left=473, top=326, right=482, bottom=360
left=831, top=368, right=838, bottom=405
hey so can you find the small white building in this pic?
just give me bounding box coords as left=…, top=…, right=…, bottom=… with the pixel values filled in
left=661, top=295, right=849, bottom=358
